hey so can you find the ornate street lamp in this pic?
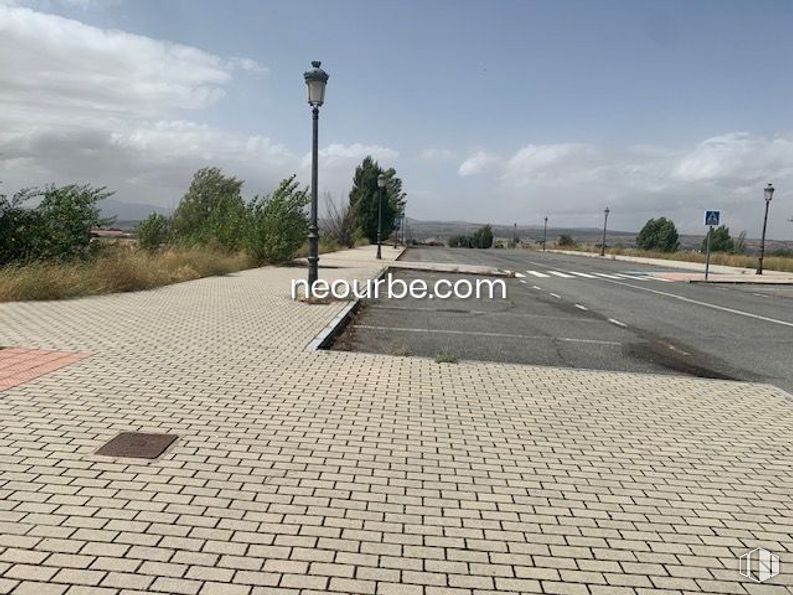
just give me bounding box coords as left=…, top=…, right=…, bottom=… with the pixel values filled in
left=303, top=61, right=329, bottom=292
left=600, top=207, right=610, bottom=256
left=756, top=183, right=774, bottom=275
left=376, top=173, right=386, bottom=260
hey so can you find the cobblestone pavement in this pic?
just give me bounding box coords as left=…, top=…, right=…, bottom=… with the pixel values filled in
left=0, top=246, right=791, bottom=595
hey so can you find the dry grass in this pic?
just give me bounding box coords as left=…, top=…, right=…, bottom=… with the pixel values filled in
left=0, top=247, right=255, bottom=302
left=560, top=244, right=793, bottom=273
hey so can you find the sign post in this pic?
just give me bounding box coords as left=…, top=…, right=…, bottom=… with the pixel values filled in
left=704, top=210, right=720, bottom=281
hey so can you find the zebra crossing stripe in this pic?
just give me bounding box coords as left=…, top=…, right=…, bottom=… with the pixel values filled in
left=593, top=273, right=622, bottom=279
left=615, top=273, right=648, bottom=281
left=568, top=271, right=596, bottom=278
left=548, top=271, right=574, bottom=278
left=527, top=270, right=550, bottom=278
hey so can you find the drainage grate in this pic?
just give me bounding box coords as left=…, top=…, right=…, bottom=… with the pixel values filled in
left=96, top=432, right=177, bottom=459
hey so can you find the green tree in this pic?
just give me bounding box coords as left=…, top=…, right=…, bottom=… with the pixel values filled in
left=348, top=156, right=406, bottom=244
left=245, top=175, right=309, bottom=264
left=636, top=217, right=680, bottom=252
left=701, top=225, right=735, bottom=253
left=136, top=212, right=170, bottom=251
left=171, top=167, right=247, bottom=250
left=0, top=184, right=111, bottom=264
left=472, top=224, right=494, bottom=248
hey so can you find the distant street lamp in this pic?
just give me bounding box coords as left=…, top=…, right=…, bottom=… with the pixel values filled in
left=756, top=183, right=775, bottom=275
left=542, top=216, right=548, bottom=251
left=303, top=60, right=329, bottom=292
left=600, top=207, right=610, bottom=256
left=376, top=173, right=386, bottom=260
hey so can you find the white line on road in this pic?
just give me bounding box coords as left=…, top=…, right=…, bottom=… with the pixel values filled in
left=548, top=271, right=574, bottom=278
left=351, top=324, right=622, bottom=345
left=575, top=304, right=588, bottom=311
left=519, top=280, right=527, bottom=284
left=594, top=273, right=623, bottom=280
left=604, top=279, right=793, bottom=328
left=615, top=274, right=648, bottom=281
left=550, top=293, right=561, bottom=299
left=514, top=272, right=526, bottom=278
left=608, top=318, right=628, bottom=328
left=527, top=270, right=550, bottom=278
left=569, top=271, right=596, bottom=278
left=532, top=285, right=542, bottom=290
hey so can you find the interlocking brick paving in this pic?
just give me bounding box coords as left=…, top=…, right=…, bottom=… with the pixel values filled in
left=0, top=246, right=790, bottom=594
left=0, top=347, right=89, bottom=392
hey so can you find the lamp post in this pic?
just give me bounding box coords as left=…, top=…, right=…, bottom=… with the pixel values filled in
left=303, top=60, right=329, bottom=293
left=376, top=173, right=386, bottom=260
left=756, top=183, right=775, bottom=275
left=600, top=207, right=610, bottom=256
left=542, top=216, right=548, bottom=251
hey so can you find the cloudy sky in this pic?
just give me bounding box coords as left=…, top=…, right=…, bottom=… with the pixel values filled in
left=1, top=0, right=792, bottom=238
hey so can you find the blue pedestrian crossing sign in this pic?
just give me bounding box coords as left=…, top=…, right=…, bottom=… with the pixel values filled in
left=704, top=210, right=720, bottom=226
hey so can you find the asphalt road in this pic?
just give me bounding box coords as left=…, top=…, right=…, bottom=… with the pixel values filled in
left=332, top=247, right=793, bottom=395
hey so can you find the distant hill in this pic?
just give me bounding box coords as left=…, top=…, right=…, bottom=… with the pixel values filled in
left=101, top=199, right=168, bottom=224
left=402, top=217, right=793, bottom=254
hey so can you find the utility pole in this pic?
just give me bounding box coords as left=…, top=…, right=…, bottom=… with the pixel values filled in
left=542, top=216, right=548, bottom=251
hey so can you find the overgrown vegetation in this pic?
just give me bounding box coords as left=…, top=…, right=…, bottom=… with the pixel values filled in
left=1, top=184, right=112, bottom=265
left=448, top=224, right=494, bottom=248
left=557, top=234, right=576, bottom=247
left=0, top=247, right=253, bottom=302
left=564, top=244, right=793, bottom=273
left=1, top=155, right=408, bottom=301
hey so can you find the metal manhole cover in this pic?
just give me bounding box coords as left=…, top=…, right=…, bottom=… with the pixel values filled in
left=96, top=432, right=177, bottom=459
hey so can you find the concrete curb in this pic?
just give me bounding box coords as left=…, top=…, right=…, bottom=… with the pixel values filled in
left=305, top=266, right=389, bottom=351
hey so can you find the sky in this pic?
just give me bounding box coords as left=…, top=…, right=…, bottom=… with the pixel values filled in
left=1, top=0, right=793, bottom=238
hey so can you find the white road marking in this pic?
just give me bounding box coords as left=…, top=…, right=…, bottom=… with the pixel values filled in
left=519, top=280, right=527, bottom=284
left=575, top=304, right=588, bottom=311
left=594, top=273, right=623, bottom=279
left=550, top=293, right=561, bottom=299
left=514, top=272, right=526, bottom=278
left=603, top=279, right=793, bottom=328
left=568, top=271, right=596, bottom=278
left=351, top=324, right=621, bottom=345
left=608, top=318, right=628, bottom=328
left=615, top=273, right=648, bottom=281
left=532, top=285, right=542, bottom=290
left=548, top=271, right=574, bottom=278
left=649, top=276, right=674, bottom=282
left=527, top=270, right=550, bottom=278
left=666, top=343, right=691, bottom=356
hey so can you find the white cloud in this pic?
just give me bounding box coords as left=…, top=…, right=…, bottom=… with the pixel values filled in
left=421, top=147, right=455, bottom=161
left=456, top=134, right=793, bottom=237
left=0, top=5, right=293, bottom=208
left=458, top=151, right=500, bottom=176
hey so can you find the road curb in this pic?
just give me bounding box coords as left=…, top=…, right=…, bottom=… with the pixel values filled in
left=305, top=266, right=389, bottom=351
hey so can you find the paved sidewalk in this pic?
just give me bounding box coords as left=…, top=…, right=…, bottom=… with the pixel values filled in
left=0, top=245, right=791, bottom=595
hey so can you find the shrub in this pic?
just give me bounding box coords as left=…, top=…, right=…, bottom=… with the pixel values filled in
left=701, top=225, right=734, bottom=253
left=636, top=217, right=680, bottom=252
left=0, top=184, right=111, bottom=265
left=558, top=234, right=576, bottom=247
left=136, top=212, right=170, bottom=251
left=245, top=175, right=309, bottom=264
left=171, top=167, right=247, bottom=250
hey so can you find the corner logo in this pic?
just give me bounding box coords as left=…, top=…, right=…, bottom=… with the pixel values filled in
left=739, top=548, right=779, bottom=583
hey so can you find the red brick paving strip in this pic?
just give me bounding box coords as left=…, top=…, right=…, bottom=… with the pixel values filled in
left=0, top=347, right=90, bottom=391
